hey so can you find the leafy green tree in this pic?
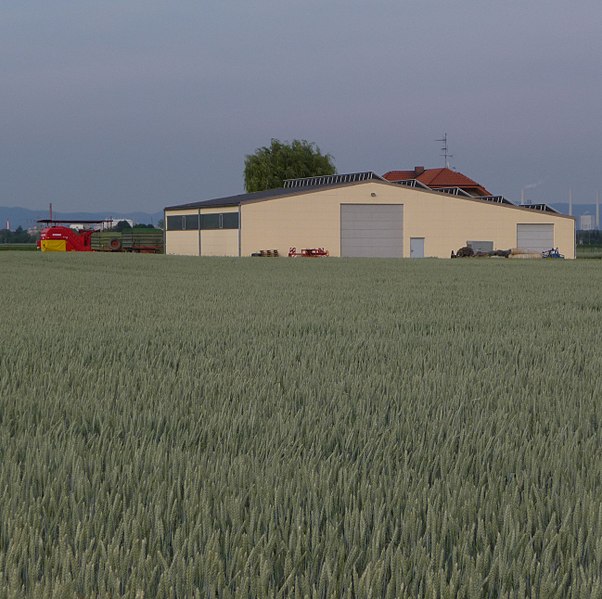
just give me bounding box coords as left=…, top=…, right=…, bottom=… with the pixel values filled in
left=13, top=226, right=30, bottom=243
left=112, top=220, right=132, bottom=232
left=132, top=223, right=156, bottom=229
left=0, top=226, right=38, bottom=244
left=244, top=139, right=336, bottom=192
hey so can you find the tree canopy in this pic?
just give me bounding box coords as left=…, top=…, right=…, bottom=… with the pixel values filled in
left=0, top=226, right=38, bottom=244
left=111, top=220, right=132, bottom=232
left=244, top=139, right=336, bottom=193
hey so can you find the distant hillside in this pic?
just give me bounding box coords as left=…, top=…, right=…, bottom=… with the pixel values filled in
left=0, top=206, right=163, bottom=230
left=1, top=202, right=595, bottom=231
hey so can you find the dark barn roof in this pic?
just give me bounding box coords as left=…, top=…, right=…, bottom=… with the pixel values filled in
left=165, top=183, right=345, bottom=211
left=166, top=188, right=290, bottom=210
left=164, top=172, right=569, bottom=219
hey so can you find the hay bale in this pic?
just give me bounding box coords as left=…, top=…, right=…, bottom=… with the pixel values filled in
left=508, top=252, right=542, bottom=260
left=510, top=247, right=541, bottom=256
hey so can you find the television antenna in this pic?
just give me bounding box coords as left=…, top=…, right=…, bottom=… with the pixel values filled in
left=436, top=133, right=453, bottom=168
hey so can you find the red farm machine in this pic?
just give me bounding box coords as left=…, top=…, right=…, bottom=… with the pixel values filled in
left=287, top=247, right=329, bottom=257
left=37, top=219, right=163, bottom=254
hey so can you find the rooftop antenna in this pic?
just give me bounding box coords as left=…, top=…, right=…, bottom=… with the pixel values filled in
left=436, top=133, right=453, bottom=168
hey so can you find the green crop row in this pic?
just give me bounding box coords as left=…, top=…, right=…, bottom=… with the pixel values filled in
left=0, top=243, right=37, bottom=251
left=576, top=245, right=602, bottom=259
left=1, top=253, right=601, bottom=598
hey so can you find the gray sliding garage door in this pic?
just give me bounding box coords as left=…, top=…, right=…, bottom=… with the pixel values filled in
left=516, top=224, right=554, bottom=252
left=340, top=204, right=403, bottom=257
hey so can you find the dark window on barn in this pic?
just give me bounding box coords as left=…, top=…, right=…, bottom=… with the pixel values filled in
left=199, top=212, right=239, bottom=229
left=166, top=215, right=184, bottom=231
left=185, top=215, right=199, bottom=230
left=201, top=214, right=220, bottom=229
left=222, top=213, right=239, bottom=229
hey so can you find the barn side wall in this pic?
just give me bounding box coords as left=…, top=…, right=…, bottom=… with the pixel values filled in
left=239, top=182, right=575, bottom=259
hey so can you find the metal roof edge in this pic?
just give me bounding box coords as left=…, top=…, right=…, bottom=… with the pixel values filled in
left=165, top=180, right=389, bottom=211
left=238, top=180, right=387, bottom=206
left=164, top=179, right=575, bottom=221
left=451, top=194, right=575, bottom=220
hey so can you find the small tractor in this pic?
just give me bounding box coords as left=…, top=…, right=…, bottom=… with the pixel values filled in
left=542, top=248, right=564, bottom=259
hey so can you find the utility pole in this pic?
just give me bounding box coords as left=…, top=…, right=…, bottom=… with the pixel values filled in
left=596, top=192, right=600, bottom=230
left=568, top=189, right=573, bottom=217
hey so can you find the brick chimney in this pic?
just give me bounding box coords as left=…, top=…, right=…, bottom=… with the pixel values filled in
left=414, top=166, right=425, bottom=176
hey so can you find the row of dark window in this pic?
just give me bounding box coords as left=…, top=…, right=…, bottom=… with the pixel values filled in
left=167, top=213, right=239, bottom=231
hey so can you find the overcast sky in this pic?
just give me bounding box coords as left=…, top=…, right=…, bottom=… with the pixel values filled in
left=1, top=1, right=601, bottom=212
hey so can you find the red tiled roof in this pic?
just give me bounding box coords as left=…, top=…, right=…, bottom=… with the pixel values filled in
left=383, top=167, right=491, bottom=196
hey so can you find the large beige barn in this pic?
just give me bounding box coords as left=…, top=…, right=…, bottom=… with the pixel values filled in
left=164, top=171, right=575, bottom=259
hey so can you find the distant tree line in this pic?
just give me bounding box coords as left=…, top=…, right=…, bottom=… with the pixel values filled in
left=0, top=227, right=38, bottom=244
left=0, top=222, right=159, bottom=243
left=110, top=221, right=157, bottom=232
left=577, top=230, right=602, bottom=245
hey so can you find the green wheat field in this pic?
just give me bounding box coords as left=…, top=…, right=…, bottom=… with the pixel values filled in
left=1, top=253, right=602, bottom=598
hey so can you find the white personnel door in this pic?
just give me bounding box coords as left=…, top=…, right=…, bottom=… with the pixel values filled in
left=410, top=237, right=425, bottom=258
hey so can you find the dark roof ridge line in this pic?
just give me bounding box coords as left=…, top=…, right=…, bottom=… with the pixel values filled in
left=164, top=179, right=574, bottom=220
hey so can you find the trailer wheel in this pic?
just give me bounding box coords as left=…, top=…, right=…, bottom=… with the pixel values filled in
left=109, top=238, right=122, bottom=251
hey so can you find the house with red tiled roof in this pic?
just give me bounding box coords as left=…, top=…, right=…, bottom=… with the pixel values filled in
left=382, top=166, right=491, bottom=197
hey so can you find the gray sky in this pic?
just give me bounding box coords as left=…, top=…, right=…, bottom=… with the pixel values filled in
left=2, top=1, right=601, bottom=212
